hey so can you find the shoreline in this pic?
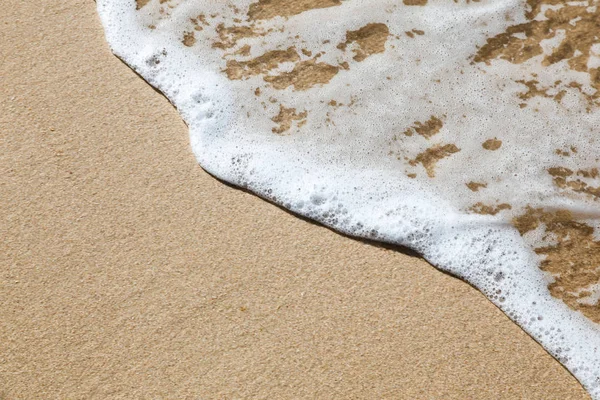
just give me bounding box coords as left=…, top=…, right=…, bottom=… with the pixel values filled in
left=0, top=1, right=589, bottom=398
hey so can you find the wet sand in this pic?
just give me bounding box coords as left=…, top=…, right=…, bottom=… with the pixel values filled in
left=0, top=1, right=590, bottom=398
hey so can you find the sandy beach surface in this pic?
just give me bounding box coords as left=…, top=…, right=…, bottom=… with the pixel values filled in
left=0, top=1, right=591, bottom=398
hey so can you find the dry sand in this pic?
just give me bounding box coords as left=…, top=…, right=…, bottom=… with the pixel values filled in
left=0, top=1, right=591, bottom=398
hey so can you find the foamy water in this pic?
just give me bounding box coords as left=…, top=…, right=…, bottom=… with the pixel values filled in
left=97, top=0, right=600, bottom=396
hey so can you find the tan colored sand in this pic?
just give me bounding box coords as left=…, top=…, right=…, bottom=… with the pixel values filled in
left=0, top=1, right=590, bottom=399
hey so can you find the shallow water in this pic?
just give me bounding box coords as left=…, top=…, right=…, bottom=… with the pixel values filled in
left=97, top=0, right=600, bottom=396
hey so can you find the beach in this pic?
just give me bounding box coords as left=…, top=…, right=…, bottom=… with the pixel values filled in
left=0, top=1, right=590, bottom=398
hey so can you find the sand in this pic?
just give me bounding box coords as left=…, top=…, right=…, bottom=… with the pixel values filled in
left=0, top=1, right=591, bottom=398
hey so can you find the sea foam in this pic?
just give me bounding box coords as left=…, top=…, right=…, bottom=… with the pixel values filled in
left=97, top=0, right=600, bottom=396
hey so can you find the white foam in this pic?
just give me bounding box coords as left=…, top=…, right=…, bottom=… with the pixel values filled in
left=97, top=0, right=600, bottom=397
